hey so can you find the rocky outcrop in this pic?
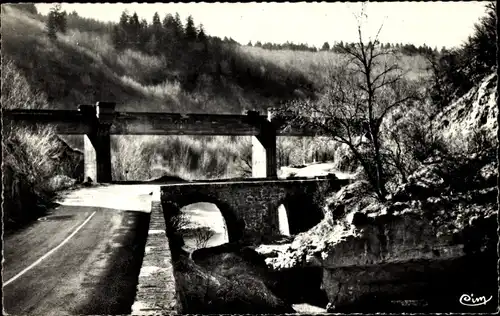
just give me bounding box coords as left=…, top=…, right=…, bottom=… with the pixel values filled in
left=256, top=72, right=498, bottom=310
left=435, top=72, right=497, bottom=143
left=261, top=159, right=497, bottom=312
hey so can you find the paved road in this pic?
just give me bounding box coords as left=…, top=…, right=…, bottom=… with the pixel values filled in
left=2, top=184, right=162, bottom=316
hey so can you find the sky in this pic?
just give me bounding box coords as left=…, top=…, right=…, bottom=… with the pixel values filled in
left=35, top=2, right=489, bottom=49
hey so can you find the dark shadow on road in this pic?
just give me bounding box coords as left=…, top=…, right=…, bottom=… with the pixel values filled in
left=73, top=210, right=151, bottom=315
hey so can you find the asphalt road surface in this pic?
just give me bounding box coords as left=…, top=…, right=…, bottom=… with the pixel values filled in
left=3, top=184, right=161, bottom=315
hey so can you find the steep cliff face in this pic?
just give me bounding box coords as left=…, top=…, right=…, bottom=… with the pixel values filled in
left=435, top=72, right=497, bottom=144
left=258, top=73, right=498, bottom=312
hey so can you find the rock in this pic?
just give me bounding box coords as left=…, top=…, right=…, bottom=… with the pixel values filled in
left=82, top=177, right=93, bottom=187
left=436, top=72, right=497, bottom=144
left=478, top=162, right=497, bottom=187
left=327, top=180, right=378, bottom=221
left=318, top=208, right=497, bottom=309
left=326, top=302, right=336, bottom=312
left=46, top=175, right=76, bottom=191
left=174, top=251, right=294, bottom=314
left=255, top=244, right=290, bottom=258
left=192, top=243, right=277, bottom=291
left=351, top=212, right=371, bottom=227
left=393, top=165, right=446, bottom=201
left=293, top=303, right=327, bottom=314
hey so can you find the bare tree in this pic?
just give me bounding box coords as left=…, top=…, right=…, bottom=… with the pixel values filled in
left=169, top=211, right=191, bottom=232
left=278, top=10, right=420, bottom=200
left=193, top=227, right=215, bottom=248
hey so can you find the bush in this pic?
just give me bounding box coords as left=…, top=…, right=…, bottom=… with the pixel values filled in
left=2, top=58, right=80, bottom=230
left=193, top=227, right=216, bottom=248
left=381, top=97, right=445, bottom=187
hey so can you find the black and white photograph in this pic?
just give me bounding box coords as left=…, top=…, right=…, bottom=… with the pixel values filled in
left=1, top=1, right=498, bottom=315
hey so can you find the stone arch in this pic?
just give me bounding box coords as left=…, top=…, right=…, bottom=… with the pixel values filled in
left=276, top=203, right=290, bottom=236
left=279, top=190, right=324, bottom=235
left=163, top=191, right=245, bottom=243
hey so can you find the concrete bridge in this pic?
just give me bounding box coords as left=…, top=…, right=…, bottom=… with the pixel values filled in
left=3, top=101, right=327, bottom=182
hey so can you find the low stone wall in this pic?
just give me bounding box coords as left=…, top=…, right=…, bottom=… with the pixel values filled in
left=131, top=201, right=179, bottom=315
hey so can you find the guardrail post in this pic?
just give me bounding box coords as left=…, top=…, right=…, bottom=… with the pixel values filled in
left=79, top=102, right=115, bottom=183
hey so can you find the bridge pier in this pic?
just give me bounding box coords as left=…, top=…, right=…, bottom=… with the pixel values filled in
left=251, top=110, right=277, bottom=178
left=80, top=102, right=115, bottom=183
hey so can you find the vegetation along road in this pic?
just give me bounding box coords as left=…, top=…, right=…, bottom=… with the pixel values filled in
left=2, top=185, right=161, bottom=315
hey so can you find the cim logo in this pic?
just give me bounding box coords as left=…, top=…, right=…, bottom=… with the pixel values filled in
left=459, top=293, right=493, bottom=307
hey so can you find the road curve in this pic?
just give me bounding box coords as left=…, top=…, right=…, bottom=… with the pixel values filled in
left=3, top=184, right=162, bottom=315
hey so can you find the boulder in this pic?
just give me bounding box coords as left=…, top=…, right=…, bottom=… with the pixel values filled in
left=393, top=164, right=446, bottom=202
left=477, top=162, right=497, bottom=188
left=46, top=175, right=77, bottom=192
left=320, top=211, right=497, bottom=312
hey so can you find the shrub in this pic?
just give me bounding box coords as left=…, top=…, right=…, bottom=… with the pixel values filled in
left=2, top=58, right=80, bottom=230
left=1, top=58, right=49, bottom=109
left=111, top=135, right=250, bottom=181
left=193, top=227, right=216, bottom=249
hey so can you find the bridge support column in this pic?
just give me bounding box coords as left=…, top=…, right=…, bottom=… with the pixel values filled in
left=252, top=110, right=277, bottom=178
left=80, top=102, right=115, bottom=183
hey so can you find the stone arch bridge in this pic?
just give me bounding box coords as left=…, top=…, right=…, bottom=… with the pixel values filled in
left=161, top=177, right=350, bottom=243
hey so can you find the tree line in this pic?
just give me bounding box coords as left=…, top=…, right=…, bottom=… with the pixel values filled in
left=111, top=11, right=208, bottom=56
left=248, top=40, right=439, bottom=56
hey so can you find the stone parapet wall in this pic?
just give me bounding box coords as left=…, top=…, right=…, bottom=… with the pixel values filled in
left=131, top=201, right=179, bottom=315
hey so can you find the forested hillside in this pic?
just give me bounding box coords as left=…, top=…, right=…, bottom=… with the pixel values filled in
left=1, top=4, right=315, bottom=113
left=2, top=4, right=441, bottom=115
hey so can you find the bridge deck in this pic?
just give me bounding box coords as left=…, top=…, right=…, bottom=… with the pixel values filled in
left=3, top=109, right=323, bottom=136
